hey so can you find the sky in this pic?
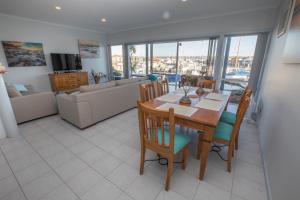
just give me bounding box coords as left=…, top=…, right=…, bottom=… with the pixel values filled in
left=111, top=35, right=258, bottom=57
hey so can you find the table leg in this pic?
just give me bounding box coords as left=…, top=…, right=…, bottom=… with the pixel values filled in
left=199, top=127, right=214, bottom=180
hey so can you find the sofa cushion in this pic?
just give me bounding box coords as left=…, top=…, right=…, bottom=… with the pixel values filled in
left=80, top=81, right=116, bottom=93
left=7, top=86, right=22, bottom=98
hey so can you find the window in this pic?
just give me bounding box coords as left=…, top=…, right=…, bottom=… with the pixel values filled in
left=152, top=42, right=177, bottom=74
left=222, top=35, right=258, bottom=91
left=128, top=44, right=147, bottom=76
left=178, top=40, right=213, bottom=76
left=111, top=45, right=124, bottom=79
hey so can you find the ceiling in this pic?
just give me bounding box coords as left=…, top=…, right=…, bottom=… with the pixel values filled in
left=0, top=0, right=281, bottom=33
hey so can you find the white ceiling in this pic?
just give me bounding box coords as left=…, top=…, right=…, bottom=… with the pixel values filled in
left=0, top=0, right=281, bottom=33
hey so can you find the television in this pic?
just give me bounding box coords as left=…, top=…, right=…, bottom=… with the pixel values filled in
left=51, top=53, right=82, bottom=71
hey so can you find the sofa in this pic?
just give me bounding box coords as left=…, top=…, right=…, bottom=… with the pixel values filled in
left=7, top=84, right=58, bottom=123
left=56, top=77, right=150, bottom=129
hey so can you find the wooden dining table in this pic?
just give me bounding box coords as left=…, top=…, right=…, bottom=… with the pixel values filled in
left=142, top=89, right=231, bottom=180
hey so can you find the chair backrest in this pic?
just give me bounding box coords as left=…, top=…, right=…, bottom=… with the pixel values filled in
left=137, top=101, right=175, bottom=155
left=232, top=95, right=251, bottom=141
left=196, top=79, right=216, bottom=90
left=139, top=82, right=156, bottom=102
left=157, top=79, right=169, bottom=96
left=237, top=87, right=252, bottom=114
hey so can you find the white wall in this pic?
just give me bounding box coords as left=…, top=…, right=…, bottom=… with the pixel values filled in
left=257, top=1, right=300, bottom=200
left=0, top=14, right=107, bottom=91
left=107, top=7, right=277, bottom=44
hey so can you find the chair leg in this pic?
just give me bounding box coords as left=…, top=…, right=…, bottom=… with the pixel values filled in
left=165, top=156, right=174, bottom=191
left=181, top=145, right=189, bottom=170
left=139, top=148, right=145, bottom=175
left=227, top=143, right=234, bottom=173
left=196, top=134, right=203, bottom=160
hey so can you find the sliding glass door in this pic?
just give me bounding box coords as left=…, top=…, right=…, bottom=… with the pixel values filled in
left=221, top=35, right=258, bottom=91
left=177, top=40, right=217, bottom=77
left=111, top=45, right=124, bottom=80
left=152, top=42, right=178, bottom=74
left=110, top=38, right=217, bottom=87
left=128, top=44, right=148, bottom=76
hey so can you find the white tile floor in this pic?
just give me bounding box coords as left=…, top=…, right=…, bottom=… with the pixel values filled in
left=0, top=106, right=267, bottom=200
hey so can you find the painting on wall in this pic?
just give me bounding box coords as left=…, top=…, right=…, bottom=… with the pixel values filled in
left=78, top=40, right=100, bottom=59
left=277, top=0, right=294, bottom=37
left=284, top=0, right=300, bottom=63
left=1, top=41, right=46, bottom=67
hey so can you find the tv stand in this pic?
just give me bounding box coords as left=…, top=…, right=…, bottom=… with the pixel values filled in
left=49, top=71, right=88, bottom=92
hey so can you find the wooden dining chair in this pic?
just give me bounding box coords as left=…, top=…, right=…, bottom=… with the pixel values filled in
left=137, top=101, right=190, bottom=190
left=196, top=79, right=216, bottom=90
left=220, top=87, right=252, bottom=149
left=139, top=82, right=156, bottom=102
left=157, top=79, right=169, bottom=96
left=197, top=96, right=251, bottom=172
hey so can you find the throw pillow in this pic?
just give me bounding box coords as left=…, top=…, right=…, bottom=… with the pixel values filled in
left=7, top=86, right=22, bottom=98
left=14, top=84, right=28, bottom=92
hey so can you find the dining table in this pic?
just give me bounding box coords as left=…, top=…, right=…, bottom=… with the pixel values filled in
left=142, top=87, right=231, bottom=180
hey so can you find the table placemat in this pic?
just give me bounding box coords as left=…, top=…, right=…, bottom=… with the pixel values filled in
left=156, top=103, right=198, bottom=117
left=194, top=99, right=224, bottom=111
left=156, top=93, right=183, bottom=103
left=205, top=93, right=229, bottom=101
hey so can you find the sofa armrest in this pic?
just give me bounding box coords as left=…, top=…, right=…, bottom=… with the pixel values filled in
left=11, top=92, right=58, bottom=123
left=56, top=94, right=94, bottom=129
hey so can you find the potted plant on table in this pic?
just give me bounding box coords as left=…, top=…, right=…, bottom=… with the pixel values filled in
left=90, top=70, right=106, bottom=84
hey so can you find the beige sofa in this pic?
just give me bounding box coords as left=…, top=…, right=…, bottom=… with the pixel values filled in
left=10, top=91, right=58, bottom=124
left=56, top=77, right=150, bottom=129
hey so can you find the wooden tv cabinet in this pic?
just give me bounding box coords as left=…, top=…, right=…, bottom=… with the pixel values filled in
left=49, top=71, right=88, bottom=92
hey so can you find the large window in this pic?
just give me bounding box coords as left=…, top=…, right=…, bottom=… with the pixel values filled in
left=222, top=35, right=258, bottom=91
left=152, top=42, right=177, bottom=74
left=111, top=39, right=217, bottom=80
left=111, top=45, right=124, bottom=79
left=178, top=40, right=214, bottom=76
left=128, top=44, right=148, bottom=76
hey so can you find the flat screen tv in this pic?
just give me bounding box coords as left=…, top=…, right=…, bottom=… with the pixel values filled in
left=51, top=53, right=82, bottom=71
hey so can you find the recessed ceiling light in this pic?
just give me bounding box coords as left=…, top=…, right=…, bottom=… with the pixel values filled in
left=101, top=18, right=107, bottom=23
left=162, top=11, right=171, bottom=20
left=181, top=0, right=187, bottom=2
left=55, top=6, right=62, bottom=10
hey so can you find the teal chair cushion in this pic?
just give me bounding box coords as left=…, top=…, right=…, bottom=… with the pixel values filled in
left=157, top=128, right=191, bottom=154
left=197, top=121, right=233, bottom=142
left=214, top=122, right=233, bottom=141
left=149, top=74, right=158, bottom=81
left=220, top=111, right=236, bottom=125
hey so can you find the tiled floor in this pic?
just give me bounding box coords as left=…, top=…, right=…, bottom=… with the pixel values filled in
left=0, top=106, right=267, bottom=200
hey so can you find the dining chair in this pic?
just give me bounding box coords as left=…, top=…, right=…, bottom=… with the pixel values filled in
left=139, top=82, right=156, bottom=102
left=157, top=79, right=169, bottom=96
left=220, top=87, right=252, bottom=149
left=197, top=95, right=251, bottom=172
left=137, top=101, right=190, bottom=190
left=196, top=79, right=216, bottom=90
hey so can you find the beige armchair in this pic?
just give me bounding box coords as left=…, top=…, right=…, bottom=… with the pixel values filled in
left=10, top=91, right=58, bottom=124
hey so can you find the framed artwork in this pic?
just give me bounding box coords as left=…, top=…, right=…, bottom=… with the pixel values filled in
left=277, top=0, right=294, bottom=37
left=1, top=41, right=46, bottom=67
left=284, top=0, right=300, bottom=63
left=78, top=40, right=100, bottom=58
